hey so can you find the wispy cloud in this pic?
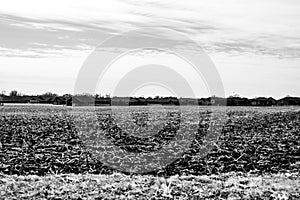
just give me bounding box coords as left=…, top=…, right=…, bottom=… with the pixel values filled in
left=0, top=0, right=300, bottom=97
left=0, top=0, right=299, bottom=58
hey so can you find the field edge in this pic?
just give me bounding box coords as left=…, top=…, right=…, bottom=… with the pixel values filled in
left=0, top=172, right=299, bottom=199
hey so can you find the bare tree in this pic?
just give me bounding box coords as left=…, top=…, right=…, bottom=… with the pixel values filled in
left=9, top=90, right=19, bottom=96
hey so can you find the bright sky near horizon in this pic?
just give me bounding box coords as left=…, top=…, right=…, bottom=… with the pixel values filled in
left=0, top=0, right=299, bottom=98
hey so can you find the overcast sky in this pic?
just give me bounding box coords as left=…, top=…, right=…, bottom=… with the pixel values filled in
left=0, top=0, right=299, bottom=98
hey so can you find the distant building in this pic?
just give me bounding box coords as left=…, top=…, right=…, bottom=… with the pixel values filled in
left=250, top=97, right=277, bottom=106
left=198, top=98, right=210, bottom=106
left=136, top=97, right=147, bottom=106
left=95, top=97, right=111, bottom=106
left=146, top=97, right=163, bottom=105
left=0, top=96, right=3, bottom=106
left=111, top=97, right=130, bottom=106
left=1, top=95, right=30, bottom=103
left=52, top=97, right=65, bottom=105
left=179, top=98, right=198, bottom=106
left=29, top=96, right=43, bottom=104
left=277, top=97, right=300, bottom=106
left=72, top=96, right=95, bottom=106
left=227, top=97, right=251, bottom=106
left=162, top=97, right=179, bottom=105
left=2, top=93, right=300, bottom=107
left=209, top=97, right=227, bottom=106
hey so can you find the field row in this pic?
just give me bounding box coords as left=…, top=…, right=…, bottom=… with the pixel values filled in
left=0, top=106, right=299, bottom=176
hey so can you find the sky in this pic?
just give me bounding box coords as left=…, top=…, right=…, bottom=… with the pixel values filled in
left=0, top=0, right=299, bottom=98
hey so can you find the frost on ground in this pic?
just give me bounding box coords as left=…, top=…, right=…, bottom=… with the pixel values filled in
left=0, top=172, right=299, bottom=200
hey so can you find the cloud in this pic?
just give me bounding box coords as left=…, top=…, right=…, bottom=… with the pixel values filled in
left=0, top=14, right=108, bottom=57
left=0, top=0, right=299, bottom=59
left=211, top=34, right=300, bottom=58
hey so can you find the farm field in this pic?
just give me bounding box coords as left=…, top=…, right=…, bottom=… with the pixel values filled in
left=0, top=105, right=300, bottom=199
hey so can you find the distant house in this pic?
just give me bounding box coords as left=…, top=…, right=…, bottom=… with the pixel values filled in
left=209, top=97, right=227, bottom=106
left=95, top=97, right=111, bottom=106
left=199, top=98, right=208, bottom=106
left=39, top=96, right=54, bottom=104
left=146, top=97, right=163, bottom=105
left=179, top=98, right=198, bottom=106
left=277, top=97, right=300, bottom=106
left=161, top=97, right=179, bottom=105
left=136, top=97, right=147, bottom=106
left=0, top=95, right=50, bottom=104
left=1, top=95, right=31, bottom=104
left=72, top=96, right=95, bottom=106
left=128, top=97, right=152, bottom=106
left=111, top=97, right=130, bottom=106
left=29, top=96, right=43, bottom=104
left=250, top=97, right=277, bottom=106
left=267, top=97, right=277, bottom=106
left=51, top=97, right=65, bottom=105
left=0, top=96, right=3, bottom=106
left=227, top=97, right=251, bottom=106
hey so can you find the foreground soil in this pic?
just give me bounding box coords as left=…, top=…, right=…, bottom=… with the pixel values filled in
left=0, top=172, right=299, bottom=200
left=1, top=106, right=299, bottom=176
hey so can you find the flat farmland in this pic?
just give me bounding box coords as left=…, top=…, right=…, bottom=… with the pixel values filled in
left=0, top=105, right=299, bottom=199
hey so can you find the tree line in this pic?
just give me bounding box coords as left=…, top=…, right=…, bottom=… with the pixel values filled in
left=1, top=91, right=300, bottom=106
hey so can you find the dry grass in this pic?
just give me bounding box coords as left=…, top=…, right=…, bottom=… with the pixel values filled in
left=0, top=172, right=299, bottom=199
